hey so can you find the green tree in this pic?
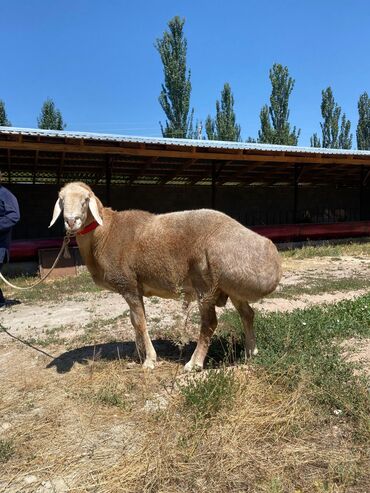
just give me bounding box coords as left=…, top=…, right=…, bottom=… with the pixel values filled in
left=205, top=83, right=241, bottom=141
left=156, top=16, right=193, bottom=139
left=37, top=98, right=66, bottom=130
left=356, top=92, right=370, bottom=150
left=258, top=105, right=274, bottom=144
left=311, top=87, right=352, bottom=149
left=0, top=100, right=11, bottom=126
left=310, top=133, right=321, bottom=147
left=258, top=63, right=300, bottom=145
left=205, top=115, right=216, bottom=140
left=320, top=87, right=340, bottom=148
left=338, top=113, right=352, bottom=149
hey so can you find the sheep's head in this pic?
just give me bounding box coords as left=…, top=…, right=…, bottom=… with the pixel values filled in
left=49, top=182, right=103, bottom=233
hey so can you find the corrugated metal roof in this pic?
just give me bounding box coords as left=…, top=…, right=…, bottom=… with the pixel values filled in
left=1, top=126, right=370, bottom=156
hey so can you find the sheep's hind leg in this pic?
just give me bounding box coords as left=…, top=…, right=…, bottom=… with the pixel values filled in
left=125, top=295, right=157, bottom=369
left=184, top=301, right=218, bottom=372
left=230, top=298, right=257, bottom=358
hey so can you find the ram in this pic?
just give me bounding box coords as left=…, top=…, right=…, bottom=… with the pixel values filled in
left=49, top=182, right=282, bottom=371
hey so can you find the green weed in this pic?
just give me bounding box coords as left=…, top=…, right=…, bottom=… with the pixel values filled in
left=271, top=276, right=370, bottom=298
left=281, top=240, right=370, bottom=259
left=26, top=325, right=66, bottom=347
left=93, top=386, right=126, bottom=408
left=77, top=384, right=127, bottom=409
left=0, top=439, right=15, bottom=463
left=6, top=271, right=100, bottom=303
left=218, top=294, right=370, bottom=436
left=180, top=367, right=237, bottom=420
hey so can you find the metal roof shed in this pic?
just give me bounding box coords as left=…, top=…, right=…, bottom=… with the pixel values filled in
left=0, top=127, right=369, bottom=243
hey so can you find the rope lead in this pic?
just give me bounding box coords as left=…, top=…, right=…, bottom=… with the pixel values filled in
left=0, top=235, right=73, bottom=291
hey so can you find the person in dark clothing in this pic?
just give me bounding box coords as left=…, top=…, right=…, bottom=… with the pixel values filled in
left=0, top=175, right=20, bottom=307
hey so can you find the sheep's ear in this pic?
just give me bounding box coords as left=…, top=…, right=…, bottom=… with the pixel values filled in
left=49, top=198, right=63, bottom=228
left=88, top=195, right=103, bottom=225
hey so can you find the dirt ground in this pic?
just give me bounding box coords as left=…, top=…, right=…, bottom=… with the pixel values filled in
left=1, top=254, right=370, bottom=338
left=0, top=252, right=369, bottom=492
left=0, top=254, right=369, bottom=371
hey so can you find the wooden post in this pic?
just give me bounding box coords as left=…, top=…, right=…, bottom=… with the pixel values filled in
left=211, top=162, right=216, bottom=209
left=106, top=156, right=113, bottom=206
left=293, top=164, right=303, bottom=223
left=360, top=165, right=364, bottom=220
left=57, top=152, right=65, bottom=186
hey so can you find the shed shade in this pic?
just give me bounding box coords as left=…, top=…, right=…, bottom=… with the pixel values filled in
left=0, top=127, right=369, bottom=187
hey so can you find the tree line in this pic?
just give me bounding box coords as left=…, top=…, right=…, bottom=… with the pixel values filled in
left=0, top=98, right=65, bottom=131
left=156, top=16, right=370, bottom=150
left=1, top=15, right=370, bottom=150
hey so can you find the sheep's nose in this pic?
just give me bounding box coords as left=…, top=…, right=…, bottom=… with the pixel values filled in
left=66, top=216, right=77, bottom=228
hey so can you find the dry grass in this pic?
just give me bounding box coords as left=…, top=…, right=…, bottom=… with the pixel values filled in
left=281, top=239, right=370, bottom=259
left=0, top=350, right=368, bottom=493
left=1, top=244, right=369, bottom=492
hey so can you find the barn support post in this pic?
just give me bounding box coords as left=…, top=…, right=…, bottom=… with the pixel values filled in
left=293, top=164, right=303, bottom=223
left=359, top=165, right=364, bottom=220
left=106, top=156, right=113, bottom=207
left=210, top=161, right=228, bottom=209
left=211, top=162, right=216, bottom=209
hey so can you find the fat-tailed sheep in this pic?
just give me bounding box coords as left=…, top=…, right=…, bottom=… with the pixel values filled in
left=49, top=182, right=282, bottom=371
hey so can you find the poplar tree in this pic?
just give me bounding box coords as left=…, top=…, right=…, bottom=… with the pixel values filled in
left=310, top=87, right=352, bottom=149
left=320, top=87, right=340, bottom=148
left=258, top=105, right=274, bottom=144
left=310, top=133, right=321, bottom=147
left=156, top=16, right=194, bottom=139
left=205, top=115, right=216, bottom=140
left=258, top=63, right=300, bottom=145
left=0, top=100, right=11, bottom=126
left=37, top=98, right=66, bottom=130
left=338, top=113, right=352, bottom=149
left=356, top=92, right=370, bottom=150
left=205, top=83, right=241, bottom=141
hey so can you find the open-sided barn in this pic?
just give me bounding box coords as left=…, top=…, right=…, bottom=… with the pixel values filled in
left=0, top=127, right=369, bottom=261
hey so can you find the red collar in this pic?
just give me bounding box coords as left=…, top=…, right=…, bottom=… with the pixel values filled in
left=77, top=220, right=99, bottom=236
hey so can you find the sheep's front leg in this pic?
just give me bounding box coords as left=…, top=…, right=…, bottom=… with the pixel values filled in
left=184, top=302, right=218, bottom=372
left=125, top=295, right=157, bottom=370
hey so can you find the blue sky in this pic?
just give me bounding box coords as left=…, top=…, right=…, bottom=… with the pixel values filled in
left=1, top=0, right=370, bottom=146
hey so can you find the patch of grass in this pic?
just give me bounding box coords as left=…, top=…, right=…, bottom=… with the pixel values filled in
left=26, top=325, right=66, bottom=347
left=271, top=275, right=370, bottom=298
left=93, top=385, right=126, bottom=408
left=0, top=439, right=15, bottom=463
left=218, top=294, right=370, bottom=437
left=264, top=478, right=284, bottom=493
left=23, top=313, right=126, bottom=348
left=179, top=367, right=237, bottom=420
left=6, top=270, right=100, bottom=303
left=281, top=240, right=370, bottom=259
left=75, top=314, right=126, bottom=345
left=73, top=369, right=130, bottom=409
left=1, top=337, right=368, bottom=491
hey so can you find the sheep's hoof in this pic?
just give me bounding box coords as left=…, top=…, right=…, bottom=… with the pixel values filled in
left=184, top=361, right=203, bottom=373
left=142, top=359, right=156, bottom=370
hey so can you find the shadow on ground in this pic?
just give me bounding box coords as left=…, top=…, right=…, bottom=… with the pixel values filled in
left=46, top=336, right=245, bottom=373
left=46, top=340, right=196, bottom=373
left=2, top=299, right=21, bottom=308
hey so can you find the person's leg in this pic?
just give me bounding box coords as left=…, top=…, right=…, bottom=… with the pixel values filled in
left=0, top=263, right=5, bottom=307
